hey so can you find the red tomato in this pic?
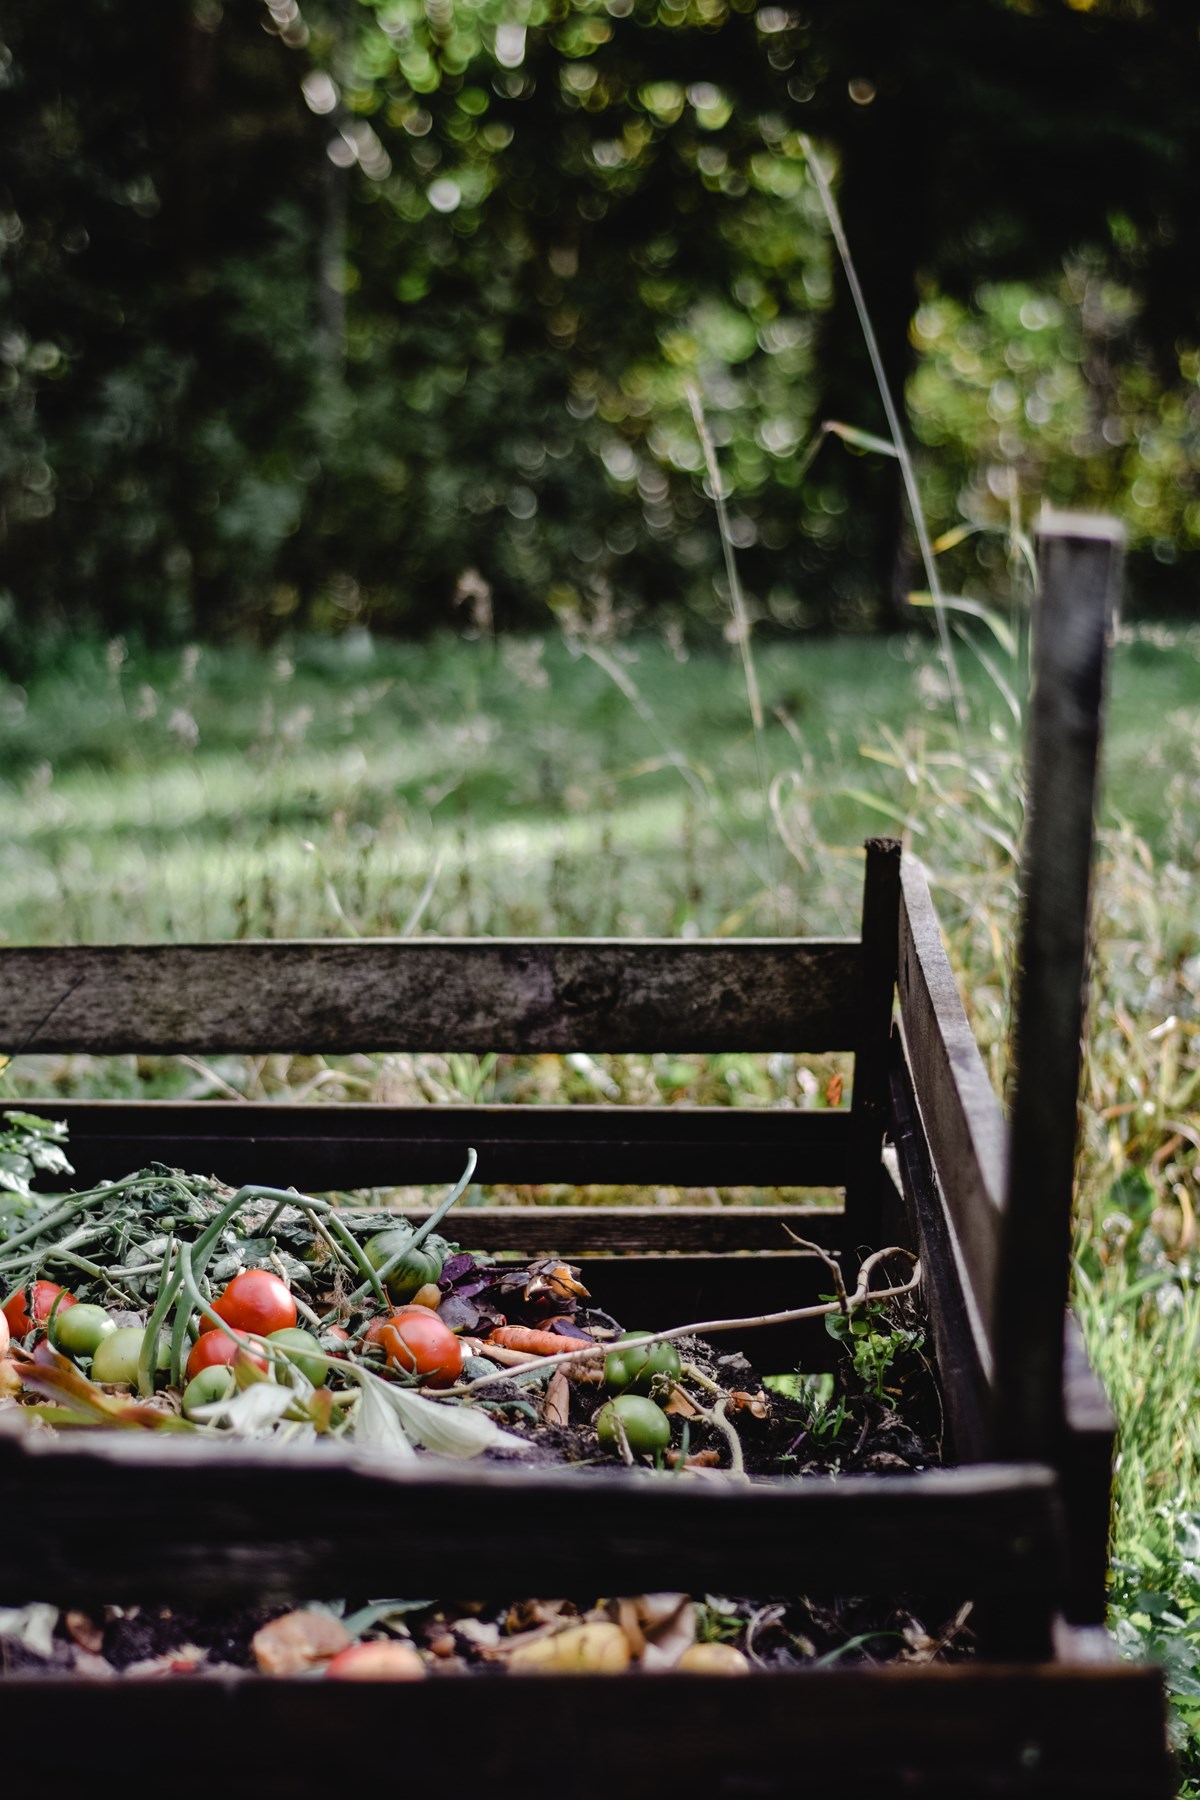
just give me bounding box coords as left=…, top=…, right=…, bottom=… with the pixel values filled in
left=186, top=1327, right=269, bottom=1382
left=363, top=1306, right=424, bottom=1348
left=2, top=1281, right=76, bottom=1339
left=378, top=1312, right=463, bottom=1388
left=211, top=1270, right=296, bottom=1337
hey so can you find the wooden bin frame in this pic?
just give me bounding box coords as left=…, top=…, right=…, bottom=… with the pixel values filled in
left=0, top=517, right=1172, bottom=1796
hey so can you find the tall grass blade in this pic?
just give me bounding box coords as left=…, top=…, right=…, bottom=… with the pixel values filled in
left=798, top=135, right=968, bottom=746
left=686, top=381, right=779, bottom=927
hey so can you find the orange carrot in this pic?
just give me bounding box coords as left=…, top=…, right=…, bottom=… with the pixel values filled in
left=487, top=1325, right=593, bottom=1358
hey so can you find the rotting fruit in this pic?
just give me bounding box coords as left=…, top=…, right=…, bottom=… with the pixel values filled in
left=604, top=1331, right=682, bottom=1396
left=91, top=1327, right=170, bottom=1387
left=378, top=1310, right=464, bottom=1388
left=51, top=1302, right=117, bottom=1359
left=186, top=1327, right=269, bottom=1382
left=182, top=1365, right=237, bottom=1419
left=325, top=1641, right=426, bottom=1681
left=363, top=1227, right=447, bottom=1305
left=267, top=1326, right=328, bottom=1387
left=211, top=1269, right=297, bottom=1337
left=595, top=1394, right=672, bottom=1457
left=2, top=1281, right=76, bottom=1340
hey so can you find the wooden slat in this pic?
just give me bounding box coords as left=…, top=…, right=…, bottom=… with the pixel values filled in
left=0, top=1662, right=1170, bottom=1799
left=886, top=1042, right=991, bottom=1462
left=357, top=1205, right=845, bottom=1256
left=38, top=1098, right=853, bottom=1191
left=994, top=516, right=1123, bottom=1463
left=0, top=1429, right=1062, bottom=1607
left=0, top=938, right=860, bottom=1055
left=844, top=837, right=902, bottom=1255
left=897, top=856, right=1006, bottom=1342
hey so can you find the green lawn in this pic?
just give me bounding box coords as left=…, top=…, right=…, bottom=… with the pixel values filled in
left=1, top=621, right=1199, bottom=1774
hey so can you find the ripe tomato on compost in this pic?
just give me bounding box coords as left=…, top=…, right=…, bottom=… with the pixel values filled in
left=377, top=1311, right=463, bottom=1387
left=186, top=1327, right=270, bottom=1381
left=211, top=1269, right=296, bottom=1337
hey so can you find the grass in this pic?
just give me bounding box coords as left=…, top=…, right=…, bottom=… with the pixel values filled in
left=0, top=619, right=1199, bottom=1770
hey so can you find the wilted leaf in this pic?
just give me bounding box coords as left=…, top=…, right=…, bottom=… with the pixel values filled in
left=0, top=1604, right=60, bottom=1658
left=190, top=1383, right=295, bottom=1436
left=351, top=1376, right=417, bottom=1457
left=380, top=1378, right=526, bottom=1458
left=16, top=1347, right=192, bottom=1431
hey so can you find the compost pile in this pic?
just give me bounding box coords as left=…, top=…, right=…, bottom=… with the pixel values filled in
left=0, top=1112, right=964, bottom=1680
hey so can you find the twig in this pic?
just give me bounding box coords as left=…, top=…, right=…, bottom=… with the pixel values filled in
left=609, top=1407, right=635, bottom=1467
left=706, top=1395, right=746, bottom=1479
left=454, top=1248, right=920, bottom=1394
left=781, top=1229, right=849, bottom=1312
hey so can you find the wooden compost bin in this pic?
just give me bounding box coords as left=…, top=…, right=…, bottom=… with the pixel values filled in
left=0, top=517, right=1172, bottom=1797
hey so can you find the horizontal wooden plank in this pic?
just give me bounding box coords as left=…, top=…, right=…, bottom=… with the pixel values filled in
left=0, top=1661, right=1170, bottom=1799
left=365, top=1204, right=845, bottom=1256
left=897, top=858, right=1006, bottom=1344
left=0, top=1429, right=1061, bottom=1610
left=40, top=1098, right=852, bottom=1191
left=0, top=938, right=861, bottom=1055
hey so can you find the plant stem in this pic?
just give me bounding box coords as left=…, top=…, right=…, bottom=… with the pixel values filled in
left=798, top=134, right=968, bottom=748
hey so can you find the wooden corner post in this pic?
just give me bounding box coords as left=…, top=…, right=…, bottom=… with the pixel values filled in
left=845, top=836, right=902, bottom=1259
left=992, top=513, right=1124, bottom=1464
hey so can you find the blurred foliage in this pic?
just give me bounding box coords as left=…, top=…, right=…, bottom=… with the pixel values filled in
left=2, top=0, right=1200, bottom=655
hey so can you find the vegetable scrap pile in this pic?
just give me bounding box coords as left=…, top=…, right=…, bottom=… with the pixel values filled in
left=0, top=1112, right=958, bottom=1680
left=0, top=1113, right=936, bottom=1476
left=0, top=1590, right=975, bottom=1682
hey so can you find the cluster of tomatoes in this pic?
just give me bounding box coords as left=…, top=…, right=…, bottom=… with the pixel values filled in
left=1, top=1265, right=468, bottom=1418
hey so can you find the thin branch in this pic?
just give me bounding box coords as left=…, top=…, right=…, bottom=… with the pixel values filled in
left=798, top=134, right=968, bottom=748
left=453, top=1249, right=920, bottom=1394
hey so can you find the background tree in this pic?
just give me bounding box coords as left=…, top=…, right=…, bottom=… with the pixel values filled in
left=2, top=0, right=1199, bottom=657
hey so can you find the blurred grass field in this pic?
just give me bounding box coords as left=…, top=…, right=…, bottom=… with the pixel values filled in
left=1, top=620, right=1199, bottom=1772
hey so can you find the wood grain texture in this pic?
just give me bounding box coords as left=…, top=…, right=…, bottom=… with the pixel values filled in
left=0, top=1663, right=1170, bottom=1799
left=897, top=856, right=1007, bottom=1341
left=348, top=1203, right=845, bottom=1255
left=1060, top=1314, right=1118, bottom=1626
left=886, top=1042, right=991, bottom=1464
left=41, top=1097, right=852, bottom=1190
left=0, top=1430, right=1061, bottom=1607
left=0, top=937, right=860, bottom=1054
left=994, top=520, right=1122, bottom=1462
left=843, top=838, right=902, bottom=1256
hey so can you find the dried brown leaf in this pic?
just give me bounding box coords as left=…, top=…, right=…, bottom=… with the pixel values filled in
left=727, top=1389, right=770, bottom=1420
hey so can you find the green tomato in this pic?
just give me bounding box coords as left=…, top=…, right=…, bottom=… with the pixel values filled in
left=182, top=1365, right=236, bottom=1420
left=51, top=1303, right=118, bottom=1359
left=268, top=1327, right=328, bottom=1388
left=604, top=1332, right=682, bottom=1395
left=595, top=1394, right=672, bottom=1458
left=90, top=1326, right=170, bottom=1387
left=363, top=1228, right=446, bottom=1304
